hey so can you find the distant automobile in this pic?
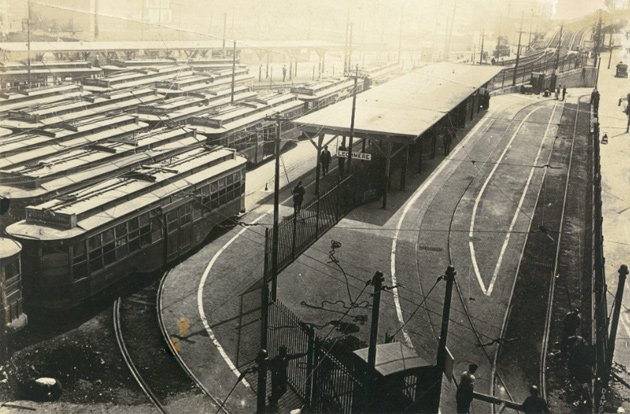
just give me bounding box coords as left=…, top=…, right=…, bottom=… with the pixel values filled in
left=615, top=61, right=628, bottom=78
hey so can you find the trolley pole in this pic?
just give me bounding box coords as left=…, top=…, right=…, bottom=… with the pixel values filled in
left=607, top=264, right=628, bottom=382
left=230, top=41, right=237, bottom=104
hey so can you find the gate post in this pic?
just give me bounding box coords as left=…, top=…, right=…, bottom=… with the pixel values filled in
left=305, top=325, right=315, bottom=407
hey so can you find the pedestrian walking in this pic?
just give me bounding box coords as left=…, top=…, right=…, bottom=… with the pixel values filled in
left=567, top=335, right=592, bottom=384
left=320, top=145, right=331, bottom=176
left=591, top=88, right=600, bottom=111
left=560, top=308, right=581, bottom=354
left=337, top=143, right=347, bottom=178
left=520, top=385, right=550, bottom=414
left=282, top=64, right=287, bottom=82
left=554, top=87, right=559, bottom=100
left=456, top=363, right=478, bottom=414
left=268, top=345, right=307, bottom=408
left=292, top=181, right=305, bottom=215
left=562, top=85, right=567, bottom=101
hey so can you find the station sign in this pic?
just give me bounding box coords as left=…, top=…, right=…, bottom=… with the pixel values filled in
left=337, top=150, right=372, bottom=161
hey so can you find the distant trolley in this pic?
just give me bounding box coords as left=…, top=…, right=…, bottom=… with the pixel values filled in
left=6, top=146, right=246, bottom=310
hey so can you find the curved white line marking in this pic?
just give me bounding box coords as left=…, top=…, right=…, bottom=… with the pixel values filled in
left=198, top=213, right=266, bottom=388
left=390, top=115, right=493, bottom=348
left=468, top=106, right=544, bottom=296
left=486, top=103, right=559, bottom=296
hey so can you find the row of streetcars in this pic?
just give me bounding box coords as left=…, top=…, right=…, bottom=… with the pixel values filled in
left=0, top=62, right=395, bottom=318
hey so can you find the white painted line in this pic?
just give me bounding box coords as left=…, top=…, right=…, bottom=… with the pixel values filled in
left=390, top=114, right=493, bottom=348
left=487, top=103, right=559, bottom=295
left=468, top=106, right=544, bottom=296
left=198, top=213, right=267, bottom=389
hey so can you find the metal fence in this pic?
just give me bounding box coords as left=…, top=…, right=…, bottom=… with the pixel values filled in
left=489, top=52, right=585, bottom=91
left=591, top=99, right=609, bottom=414
left=272, top=174, right=357, bottom=274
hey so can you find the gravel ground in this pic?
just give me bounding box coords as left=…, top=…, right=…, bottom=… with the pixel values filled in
left=1, top=309, right=152, bottom=412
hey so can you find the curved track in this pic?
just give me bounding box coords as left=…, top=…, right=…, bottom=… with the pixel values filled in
left=114, top=295, right=168, bottom=413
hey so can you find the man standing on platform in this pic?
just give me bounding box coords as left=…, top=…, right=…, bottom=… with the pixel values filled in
left=320, top=145, right=331, bottom=176
left=456, top=363, right=478, bottom=413
left=337, top=143, right=347, bottom=178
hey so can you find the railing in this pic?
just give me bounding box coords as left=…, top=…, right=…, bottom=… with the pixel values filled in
left=590, top=94, right=609, bottom=413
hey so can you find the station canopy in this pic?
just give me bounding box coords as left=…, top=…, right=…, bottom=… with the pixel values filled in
left=294, top=62, right=502, bottom=143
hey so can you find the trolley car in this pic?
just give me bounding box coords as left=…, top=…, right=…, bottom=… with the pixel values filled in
left=292, top=77, right=366, bottom=111
left=0, top=237, right=26, bottom=330
left=189, top=93, right=305, bottom=165
left=6, top=146, right=246, bottom=310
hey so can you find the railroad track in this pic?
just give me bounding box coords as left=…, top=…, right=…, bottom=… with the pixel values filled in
left=113, top=275, right=226, bottom=413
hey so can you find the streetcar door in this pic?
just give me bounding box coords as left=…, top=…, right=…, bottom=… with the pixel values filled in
left=164, top=209, right=179, bottom=262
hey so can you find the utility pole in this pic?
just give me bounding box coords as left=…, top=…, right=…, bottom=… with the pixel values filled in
left=434, top=266, right=456, bottom=412
left=265, top=115, right=285, bottom=302
left=607, top=27, right=614, bottom=69
left=347, top=22, right=354, bottom=74
left=344, top=11, right=350, bottom=73
left=257, top=228, right=271, bottom=414
left=479, top=29, right=485, bottom=65
left=94, top=0, right=99, bottom=40
left=607, top=265, right=628, bottom=382
left=0, top=278, right=7, bottom=363
left=222, top=12, right=227, bottom=55
left=347, top=65, right=359, bottom=172
left=230, top=41, right=236, bottom=104
left=595, top=11, right=602, bottom=60
left=554, top=23, right=563, bottom=71
left=367, top=271, right=384, bottom=369
left=513, top=13, right=524, bottom=86
left=27, top=0, right=31, bottom=89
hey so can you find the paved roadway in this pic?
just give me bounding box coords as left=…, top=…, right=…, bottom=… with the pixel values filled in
left=597, top=47, right=630, bottom=376
left=160, top=92, right=583, bottom=413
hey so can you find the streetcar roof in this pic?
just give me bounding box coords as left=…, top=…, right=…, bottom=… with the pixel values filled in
left=0, top=237, right=21, bottom=258
left=0, top=127, right=202, bottom=181
left=6, top=147, right=246, bottom=239
left=294, top=62, right=502, bottom=142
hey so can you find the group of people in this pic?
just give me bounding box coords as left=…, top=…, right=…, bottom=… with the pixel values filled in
left=555, top=84, right=568, bottom=101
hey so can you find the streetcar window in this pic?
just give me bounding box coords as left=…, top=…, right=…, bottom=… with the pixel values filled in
left=218, top=178, right=226, bottom=189
left=72, top=241, right=87, bottom=262
left=139, top=213, right=149, bottom=227
left=73, top=262, right=88, bottom=280
left=128, top=217, right=139, bottom=239
left=129, top=237, right=140, bottom=252
left=151, top=216, right=162, bottom=242
left=166, top=211, right=178, bottom=232
left=210, top=182, right=218, bottom=193
left=5, top=259, right=19, bottom=282
left=103, top=228, right=114, bottom=244
left=179, top=204, right=192, bottom=225
left=88, top=235, right=102, bottom=250
left=115, top=223, right=127, bottom=238
left=103, top=241, right=116, bottom=266
left=226, top=174, right=234, bottom=185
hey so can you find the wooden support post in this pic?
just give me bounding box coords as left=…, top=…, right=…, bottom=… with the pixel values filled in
left=401, top=144, right=409, bottom=190
left=315, top=133, right=324, bottom=197
left=382, top=142, right=392, bottom=209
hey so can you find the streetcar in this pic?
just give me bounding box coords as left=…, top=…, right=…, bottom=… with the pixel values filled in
left=292, top=77, right=367, bottom=111
left=0, top=126, right=204, bottom=232
left=189, top=92, right=305, bottom=165
left=0, top=237, right=26, bottom=331
left=615, top=62, right=628, bottom=78
left=6, top=146, right=246, bottom=310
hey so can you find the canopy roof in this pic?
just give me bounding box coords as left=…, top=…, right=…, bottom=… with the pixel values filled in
left=294, top=63, right=502, bottom=143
